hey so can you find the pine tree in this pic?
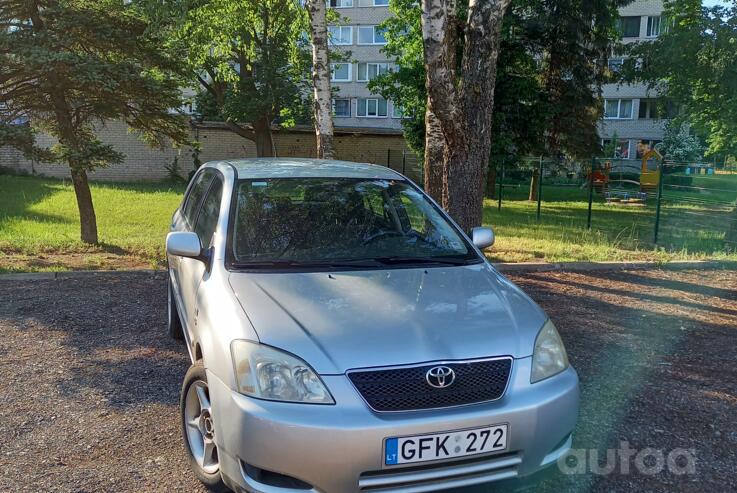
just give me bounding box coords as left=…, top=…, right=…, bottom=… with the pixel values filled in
left=0, top=0, right=187, bottom=244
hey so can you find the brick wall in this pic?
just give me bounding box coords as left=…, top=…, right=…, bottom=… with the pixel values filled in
left=0, top=121, right=410, bottom=182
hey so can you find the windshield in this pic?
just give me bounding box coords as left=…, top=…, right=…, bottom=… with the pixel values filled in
left=229, top=178, right=479, bottom=268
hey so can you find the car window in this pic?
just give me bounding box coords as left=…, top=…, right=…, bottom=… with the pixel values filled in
left=194, top=178, right=223, bottom=249
left=230, top=178, right=475, bottom=266
left=182, top=170, right=213, bottom=228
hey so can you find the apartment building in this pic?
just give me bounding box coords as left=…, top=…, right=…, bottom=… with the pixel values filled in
left=327, top=0, right=403, bottom=130
left=600, top=0, right=668, bottom=160
left=328, top=0, right=671, bottom=158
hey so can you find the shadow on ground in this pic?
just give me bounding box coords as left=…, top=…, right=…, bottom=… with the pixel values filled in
left=0, top=268, right=735, bottom=492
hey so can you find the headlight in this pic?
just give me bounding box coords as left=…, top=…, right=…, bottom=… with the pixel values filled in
left=531, top=319, right=569, bottom=383
left=231, top=340, right=334, bottom=404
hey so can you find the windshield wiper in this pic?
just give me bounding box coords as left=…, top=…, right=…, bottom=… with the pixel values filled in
left=373, top=256, right=473, bottom=266
left=233, top=259, right=381, bottom=269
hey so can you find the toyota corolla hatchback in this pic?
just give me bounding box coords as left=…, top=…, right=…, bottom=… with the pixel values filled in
left=166, top=158, right=579, bottom=493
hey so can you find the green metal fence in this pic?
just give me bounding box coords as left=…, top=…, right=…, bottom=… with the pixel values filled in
left=655, top=162, right=737, bottom=253
left=489, top=155, right=736, bottom=255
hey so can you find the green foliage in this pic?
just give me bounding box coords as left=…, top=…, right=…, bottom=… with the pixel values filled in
left=655, top=122, right=704, bottom=163
left=143, top=0, right=311, bottom=129
left=603, top=131, right=619, bottom=158
left=370, top=0, right=628, bottom=161
left=0, top=123, right=55, bottom=162
left=367, top=0, right=425, bottom=155
left=164, top=155, right=186, bottom=184
left=625, top=0, right=737, bottom=156
left=0, top=0, right=189, bottom=170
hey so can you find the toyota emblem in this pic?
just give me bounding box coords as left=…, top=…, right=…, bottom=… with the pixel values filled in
left=425, top=366, right=455, bottom=389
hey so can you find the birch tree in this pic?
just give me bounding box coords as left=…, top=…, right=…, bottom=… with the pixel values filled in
left=421, top=0, right=511, bottom=231
left=305, top=0, right=335, bottom=159
left=423, top=103, right=445, bottom=203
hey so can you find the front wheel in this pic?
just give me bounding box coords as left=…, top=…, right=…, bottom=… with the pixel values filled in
left=181, top=364, right=229, bottom=492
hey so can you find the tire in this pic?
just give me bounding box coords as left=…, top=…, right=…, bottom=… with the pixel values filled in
left=180, top=363, right=230, bottom=493
left=168, top=275, right=184, bottom=341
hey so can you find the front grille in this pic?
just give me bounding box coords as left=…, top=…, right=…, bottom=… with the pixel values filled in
left=347, top=357, right=512, bottom=412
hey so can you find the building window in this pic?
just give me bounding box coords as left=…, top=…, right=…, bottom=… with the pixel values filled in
left=328, top=26, right=353, bottom=45
left=357, top=62, right=392, bottom=81
left=636, top=139, right=662, bottom=158
left=392, top=103, right=405, bottom=118
left=602, top=139, right=631, bottom=159
left=329, top=0, right=353, bottom=7
left=330, top=63, right=352, bottom=82
left=357, top=98, right=388, bottom=117
left=638, top=99, right=660, bottom=119
left=607, top=58, right=624, bottom=74
left=639, top=99, right=678, bottom=119
left=357, top=25, right=387, bottom=45
left=646, top=16, right=661, bottom=37
left=332, top=99, right=351, bottom=117
left=604, top=99, right=633, bottom=119
left=618, top=16, right=641, bottom=38
left=358, top=0, right=389, bottom=5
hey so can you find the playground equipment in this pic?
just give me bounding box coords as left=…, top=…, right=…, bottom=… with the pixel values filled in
left=684, top=163, right=715, bottom=175
left=605, top=190, right=648, bottom=206
left=590, top=160, right=611, bottom=192
left=639, top=148, right=662, bottom=192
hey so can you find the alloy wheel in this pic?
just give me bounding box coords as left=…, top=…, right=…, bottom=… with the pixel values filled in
left=183, top=381, right=219, bottom=474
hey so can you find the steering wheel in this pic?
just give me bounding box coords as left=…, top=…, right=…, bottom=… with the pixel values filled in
left=362, top=230, right=404, bottom=245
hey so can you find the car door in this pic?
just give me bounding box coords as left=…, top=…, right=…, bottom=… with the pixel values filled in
left=178, top=174, right=224, bottom=338
left=170, top=169, right=216, bottom=332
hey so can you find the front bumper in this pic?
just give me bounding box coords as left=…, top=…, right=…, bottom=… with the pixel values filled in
left=207, top=357, right=579, bottom=493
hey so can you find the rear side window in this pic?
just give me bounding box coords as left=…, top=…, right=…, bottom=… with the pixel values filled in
left=182, top=171, right=213, bottom=227
left=194, top=178, right=223, bottom=249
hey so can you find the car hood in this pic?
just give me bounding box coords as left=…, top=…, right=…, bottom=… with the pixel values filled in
left=227, top=263, right=547, bottom=374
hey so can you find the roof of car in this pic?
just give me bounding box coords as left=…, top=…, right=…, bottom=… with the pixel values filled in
left=216, top=158, right=403, bottom=180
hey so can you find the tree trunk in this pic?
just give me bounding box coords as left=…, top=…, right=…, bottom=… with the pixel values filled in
left=421, top=0, right=511, bottom=232
left=423, top=105, right=445, bottom=203
left=253, top=116, right=275, bottom=157
left=529, top=169, right=539, bottom=201
left=70, top=167, right=98, bottom=244
left=47, top=84, right=101, bottom=245
left=306, top=0, right=335, bottom=159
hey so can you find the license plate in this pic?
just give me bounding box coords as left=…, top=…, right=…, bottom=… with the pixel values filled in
left=384, top=424, right=508, bottom=466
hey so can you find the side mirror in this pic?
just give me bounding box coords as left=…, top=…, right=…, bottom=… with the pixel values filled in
left=166, top=232, right=203, bottom=259
left=471, top=227, right=495, bottom=250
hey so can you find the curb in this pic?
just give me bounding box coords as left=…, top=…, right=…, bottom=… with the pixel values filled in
left=0, top=261, right=733, bottom=281
left=492, top=260, right=735, bottom=273
left=0, top=269, right=163, bottom=282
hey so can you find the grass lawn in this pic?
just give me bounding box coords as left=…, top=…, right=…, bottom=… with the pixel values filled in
left=486, top=171, right=737, bottom=262
left=0, top=175, right=184, bottom=272
left=0, top=172, right=735, bottom=272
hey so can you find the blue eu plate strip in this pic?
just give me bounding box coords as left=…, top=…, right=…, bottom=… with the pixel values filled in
left=385, top=438, right=398, bottom=465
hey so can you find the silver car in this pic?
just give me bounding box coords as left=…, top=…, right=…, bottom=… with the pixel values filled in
left=166, top=158, right=579, bottom=493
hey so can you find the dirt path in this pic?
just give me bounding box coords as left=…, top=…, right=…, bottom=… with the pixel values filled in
left=0, top=269, right=735, bottom=492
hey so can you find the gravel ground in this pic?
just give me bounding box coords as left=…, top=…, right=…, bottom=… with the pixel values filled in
left=0, top=268, right=735, bottom=493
